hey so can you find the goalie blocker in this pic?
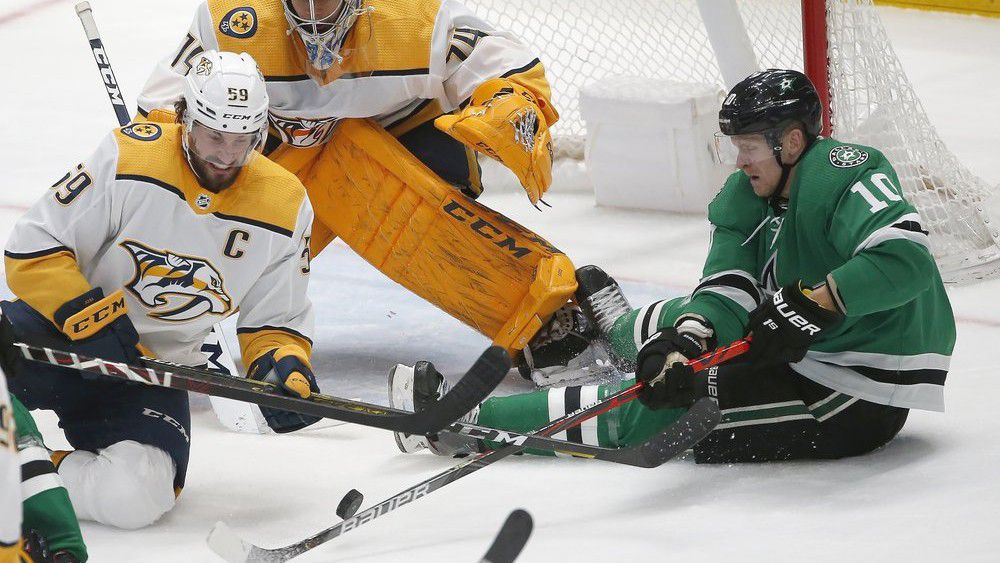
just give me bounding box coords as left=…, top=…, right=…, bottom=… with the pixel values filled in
left=272, top=119, right=577, bottom=355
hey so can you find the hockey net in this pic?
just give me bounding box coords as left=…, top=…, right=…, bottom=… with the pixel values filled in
left=463, top=0, right=1000, bottom=282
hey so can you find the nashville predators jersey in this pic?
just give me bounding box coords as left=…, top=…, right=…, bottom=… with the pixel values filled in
left=4, top=123, right=314, bottom=368
left=137, top=0, right=554, bottom=150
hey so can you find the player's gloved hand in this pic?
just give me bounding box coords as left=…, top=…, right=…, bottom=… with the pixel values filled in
left=744, top=281, right=843, bottom=368
left=19, top=528, right=80, bottom=563
left=53, top=288, right=143, bottom=367
left=435, top=78, right=557, bottom=205
left=19, top=528, right=49, bottom=563
left=635, top=326, right=709, bottom=410
left=248, top=345, right=321, bottom=433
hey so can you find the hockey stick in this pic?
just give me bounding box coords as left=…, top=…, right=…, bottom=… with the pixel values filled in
left=17, top=343, right=509, bottom=436
left=206, top=339, right=748, bottom=562
left=481, top=509, right=533, bottom=563
left=75, top=2, right=130, bottom=126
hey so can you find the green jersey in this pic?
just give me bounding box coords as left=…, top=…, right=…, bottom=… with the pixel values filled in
left=13, top=394, right=88, bottom=561
left=678, top=137, right=955, bottom=411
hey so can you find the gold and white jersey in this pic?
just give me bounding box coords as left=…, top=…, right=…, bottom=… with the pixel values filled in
left=137, top=0, right=552, bottom=150
left=4, top=123, right=314, bottom=367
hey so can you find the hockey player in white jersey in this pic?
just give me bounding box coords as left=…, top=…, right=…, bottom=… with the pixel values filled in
left=137, top=0, right=597, bottom=382
left=1, top=51, right=318, bottom=530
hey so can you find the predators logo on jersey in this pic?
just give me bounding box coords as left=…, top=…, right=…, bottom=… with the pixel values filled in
left=269, top=113, right=341, bottom=148
left=121, top=240, right=232, bottom=322
left=121, top=123, right=162, bottom=141
left=220, top=6, right=257, bottom=39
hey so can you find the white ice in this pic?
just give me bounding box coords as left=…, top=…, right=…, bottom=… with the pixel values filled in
left=1, top=1, right=999, bottom=561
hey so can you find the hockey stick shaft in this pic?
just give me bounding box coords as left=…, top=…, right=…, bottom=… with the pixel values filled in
left=209, top=338, right=748, bottom=562
left=75, top=2, right=130, bottom=126
left=17, top=343, right=508, bottom=435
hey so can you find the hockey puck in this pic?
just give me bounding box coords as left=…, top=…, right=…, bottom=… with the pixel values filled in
left=336, top=488, right=364, bottom=519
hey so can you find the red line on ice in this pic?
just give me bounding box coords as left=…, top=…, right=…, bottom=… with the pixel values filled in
left=0, top=0, right=68, bottom=26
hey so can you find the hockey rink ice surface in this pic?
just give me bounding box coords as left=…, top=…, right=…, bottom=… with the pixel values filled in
left=3, top=1, right=1000, bottom=561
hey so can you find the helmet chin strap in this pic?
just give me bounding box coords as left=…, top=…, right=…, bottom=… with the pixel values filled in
left=770, top=135, right=816, bottom=204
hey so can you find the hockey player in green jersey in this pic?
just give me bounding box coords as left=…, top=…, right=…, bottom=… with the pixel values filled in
left=0, top=363, right=86, bottom=562
left=389, top=69, right=956, bottom=463
left=12, top=393, right=88, bottom=562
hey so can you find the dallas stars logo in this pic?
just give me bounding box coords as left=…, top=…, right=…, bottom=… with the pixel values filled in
left=828, top=145, right=870, bottom=168
left=779, top=77, right=794, bottom=92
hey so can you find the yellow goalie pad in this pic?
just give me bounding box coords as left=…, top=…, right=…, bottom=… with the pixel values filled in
left=297, top=119, right=576, bottom=353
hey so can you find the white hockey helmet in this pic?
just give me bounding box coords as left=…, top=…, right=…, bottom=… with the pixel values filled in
left=180, top=51, right=269, bottom=185
left=182, top=50, right=269, bottom=136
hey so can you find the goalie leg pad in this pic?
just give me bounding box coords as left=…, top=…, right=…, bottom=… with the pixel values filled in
left=301, top=119, right=576, bottom=352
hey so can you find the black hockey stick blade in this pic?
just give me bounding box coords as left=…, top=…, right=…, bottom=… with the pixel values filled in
left=396, top=345, right=510, bottom=434
left=18, top=343, right=508, bottom=436
left=627, top=397, right=720, bottom=468
left=481, top=509, right=533, bottom=563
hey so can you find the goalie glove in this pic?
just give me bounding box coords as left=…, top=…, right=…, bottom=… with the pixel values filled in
left=435, top=78, right=557, bottom=205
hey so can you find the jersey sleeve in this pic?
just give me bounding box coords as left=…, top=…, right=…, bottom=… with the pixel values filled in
left=136, top=3, right=219, bottom=119
left=3, top=133, right=122, bottom=324
left=236, top=201, right=316, bottom=367
left=432, top=0, right=556, bottom=119
left=0, top=382, right=19, bottom=561
left=825, top=157, right=937, bottom=316
left=12, top=394, right=87, bottom=561
left=676, top=175, right=767, bottom=346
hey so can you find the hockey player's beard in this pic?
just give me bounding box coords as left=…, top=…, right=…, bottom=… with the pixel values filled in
left=188, top=152, right=244, bottom=193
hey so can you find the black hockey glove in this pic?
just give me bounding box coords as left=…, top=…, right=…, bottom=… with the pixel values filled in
left=744, top=281, right=842, bottom=369
left=21, top=528, right=82, bottom=562
left=53, top=288, right=143, bottom=370
left=635, top=328, right=708, bottom=410
left=248, top=345, right=321, bottom=433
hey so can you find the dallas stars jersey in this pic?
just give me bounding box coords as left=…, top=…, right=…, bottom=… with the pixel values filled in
left=137, top=0, right=554, bottom=151
left=4, top=123, right=314, bottom=368
left=678, top=137, right=955, bottom=411
left=0, top=376, right=18, bottom=562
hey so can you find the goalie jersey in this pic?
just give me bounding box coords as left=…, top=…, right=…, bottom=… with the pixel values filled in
left=4, top=123, right=314, bottom=368
left=677, top=138, right=955, bottom=411
left=137, top=0, right=553, bottom=151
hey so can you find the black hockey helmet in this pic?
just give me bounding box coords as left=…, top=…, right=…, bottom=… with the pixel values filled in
left=719, top=69, right=823, bottom=140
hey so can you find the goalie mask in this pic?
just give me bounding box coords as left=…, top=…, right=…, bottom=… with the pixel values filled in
left=283, top=0, right=374, bottom=84
left=181, top=50, right=269, bottom=192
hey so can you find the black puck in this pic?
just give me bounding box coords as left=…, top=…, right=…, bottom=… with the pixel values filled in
left=336, top=488, right=364, bottom=519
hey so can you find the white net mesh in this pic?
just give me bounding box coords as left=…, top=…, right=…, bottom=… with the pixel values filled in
left=463, top=0, right=1000, bottom=282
